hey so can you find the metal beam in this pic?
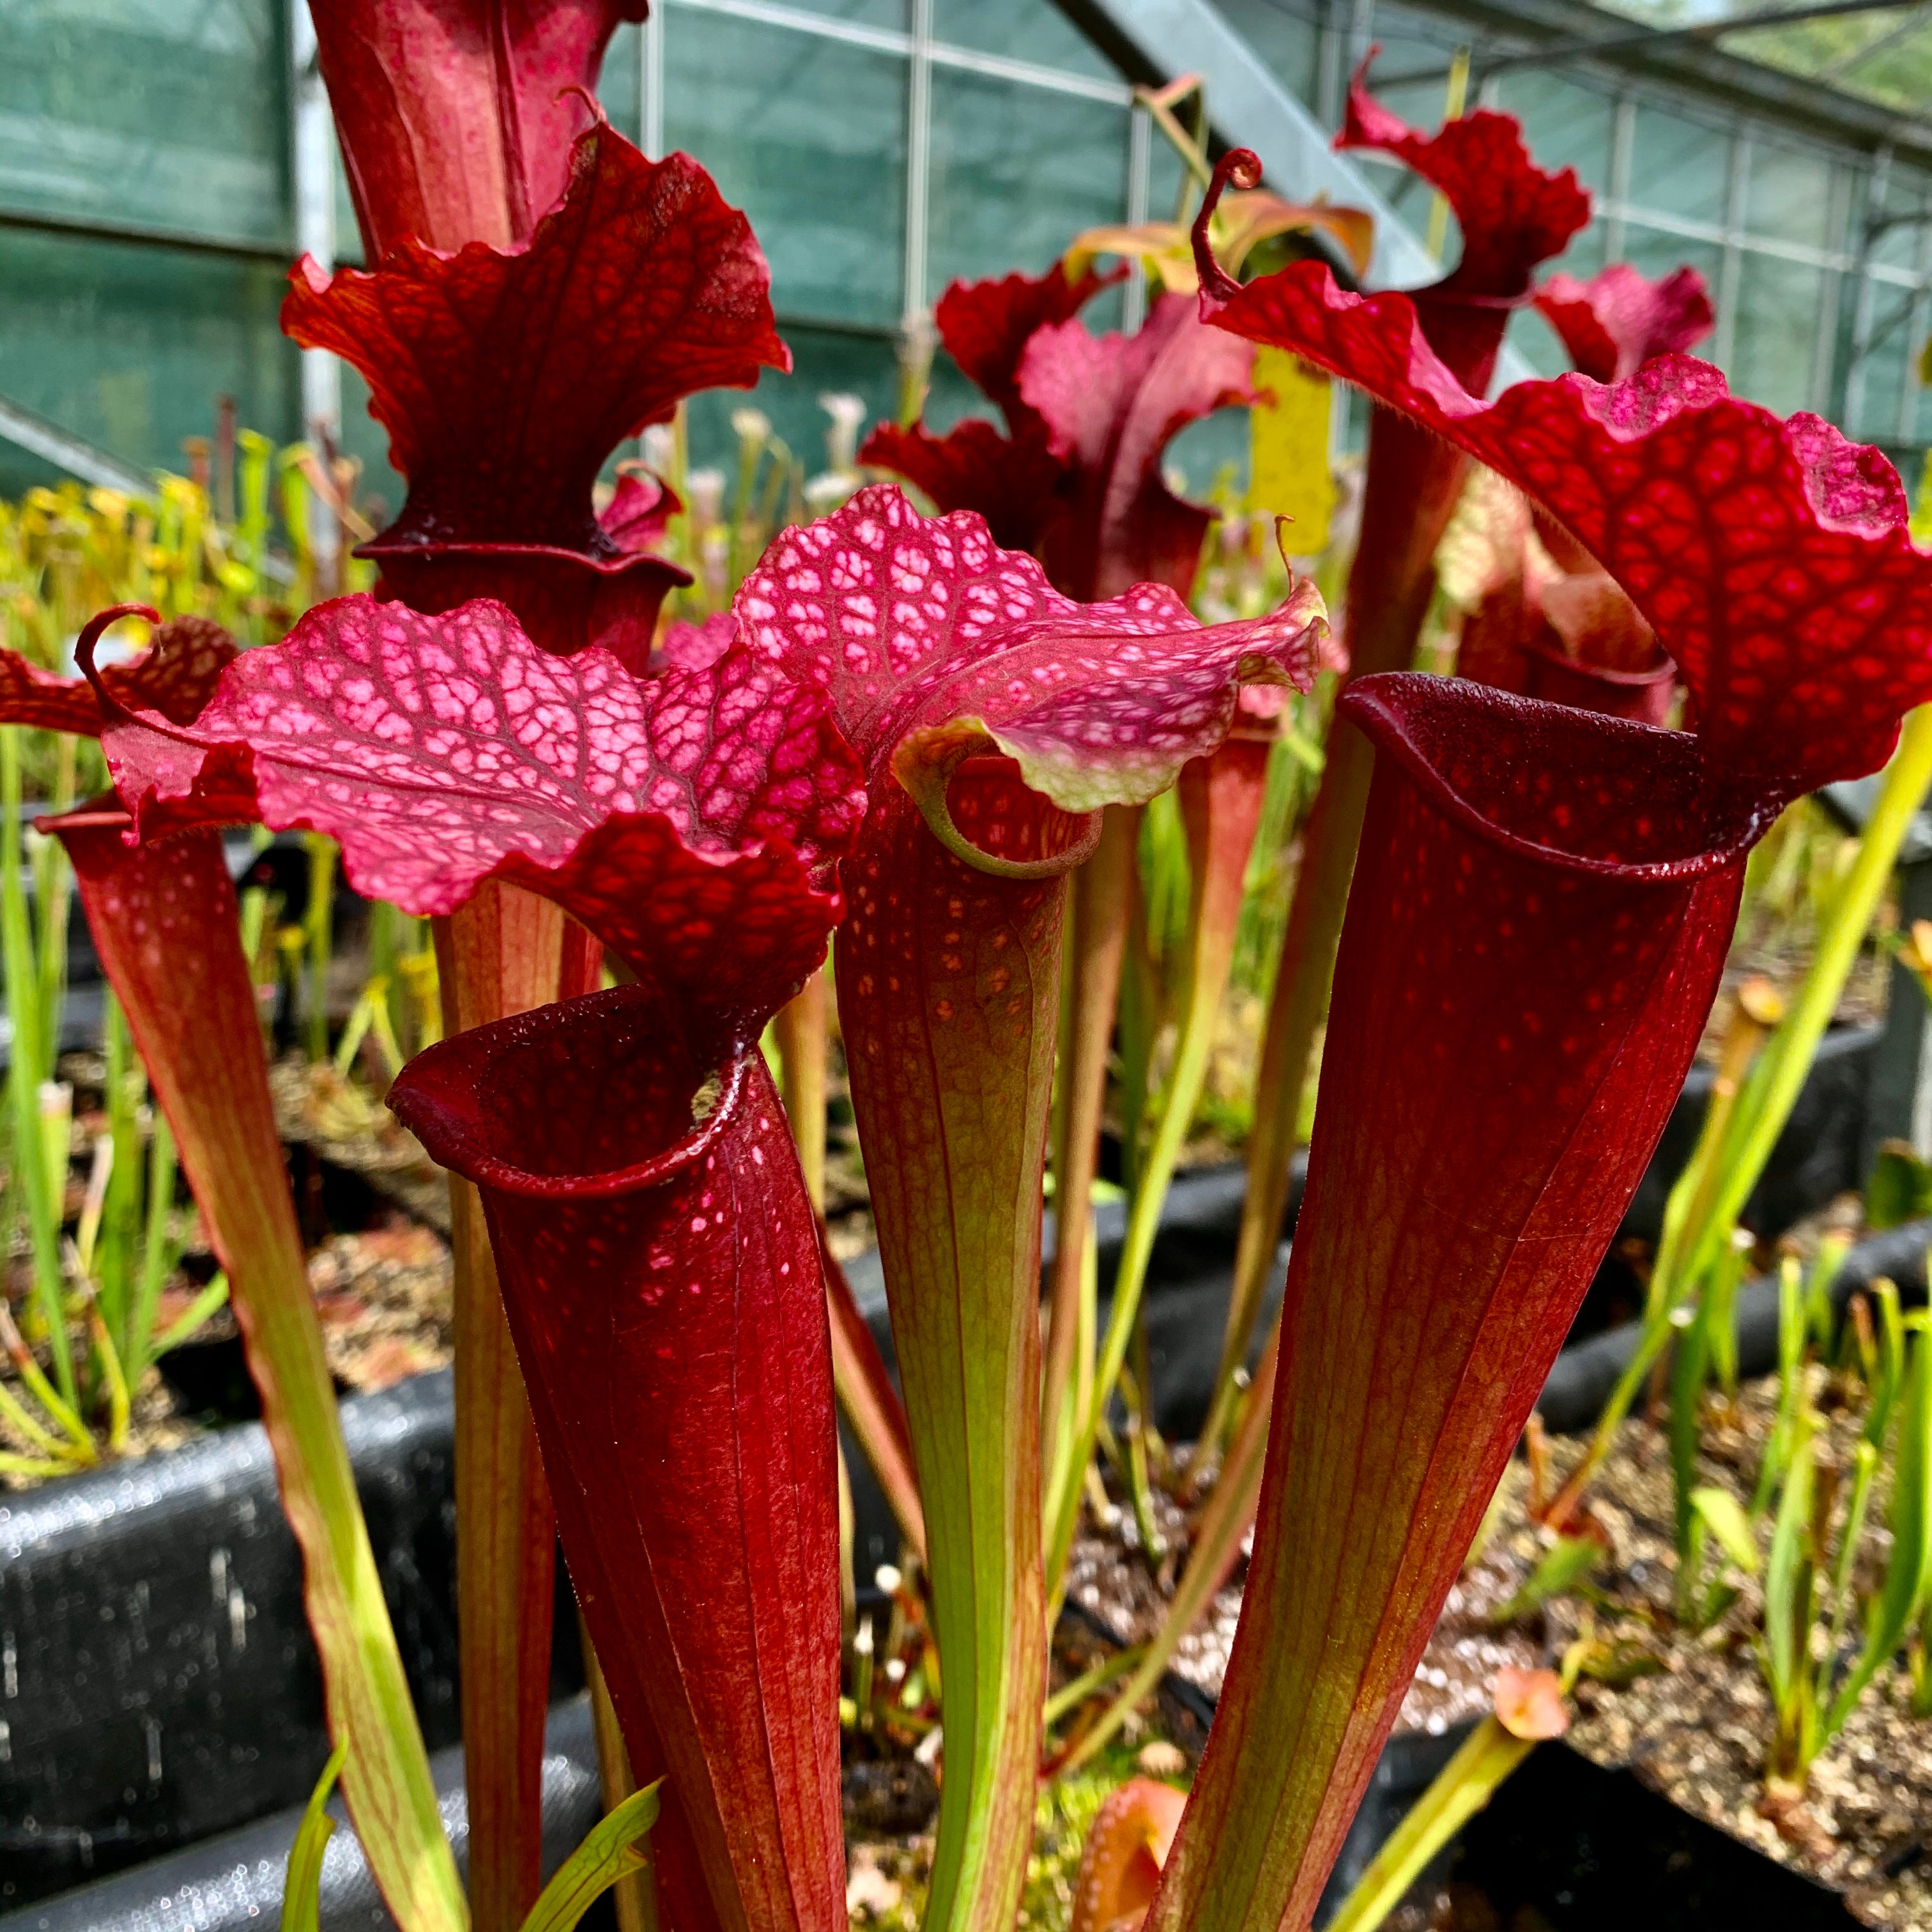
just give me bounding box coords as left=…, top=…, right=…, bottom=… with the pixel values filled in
left=1052, top=0, right=1540, bottom=387
left=0, top=392, right=154, bottom=496
left=289, top=0, right=342, bottom=581
left=1383, top=0, right=1924, bottom=87
left=0, top=203, right=289, bottom=263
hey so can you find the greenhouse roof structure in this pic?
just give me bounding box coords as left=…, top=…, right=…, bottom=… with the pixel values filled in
left=4, top=0, right=1932, bottom=496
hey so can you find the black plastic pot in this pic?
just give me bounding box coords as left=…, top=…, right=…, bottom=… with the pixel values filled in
left=0, top=1694, right=608, bottom=1932
left=0, top=1370, right=585, bottom=1910
left=1449, top=1739, right=1860, bottom=1929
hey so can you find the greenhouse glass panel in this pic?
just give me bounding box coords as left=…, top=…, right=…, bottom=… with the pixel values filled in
left=1908, top=374, right=1932, bottom=447
left=0, top=229, right=296, bottom=485
left=1346, top=150, right=1442, bottom=257
left=331, top=132, right=364, bottom=266
left=933, top=0, right=1116, bottom=80
left=1351, top=4, right=1464, bottom=132
left=1844, top=295, right=1913, bottom=445
left=663, top=12, right=906, bottom=329
left=928, top=70, right=1129, bottom=301
left=1866, top=168, right=1932, bottom=275
left=1626, top=103, right=1732, bottom=230
left=0, top=0, right=289, bottom=249
left=1545, top=218, right=1607, bottom=282
left=924, top=349, right=990, bottom=439
left=1149, top=133, right=1190, bottom=231
left=1490, top=73, right=1616, bottom=194
left=1167, top=406, right=1251, bottom=500
left=335, top=360, right=404, bottom=526
left=598, top=21, right=643, bottom=148
left=1731, top=253, right=1827, bottom=413
left=1744, top=141, right=1834, bottom=250
left=1511, top=225, right=1609, bottom=376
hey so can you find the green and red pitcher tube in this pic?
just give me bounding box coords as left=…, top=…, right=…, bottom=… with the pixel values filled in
left=1147, top=673, right=1752, bottom=1932
left=836, top=765, right=1085, bottom=1932
left=738, top=485, right=1328, bottom=1932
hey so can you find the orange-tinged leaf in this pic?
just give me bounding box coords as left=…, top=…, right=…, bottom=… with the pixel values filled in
left=1071, top=1778, right=1188, bottom=1932
left=1494, top=1666, right=1569, bottom=1741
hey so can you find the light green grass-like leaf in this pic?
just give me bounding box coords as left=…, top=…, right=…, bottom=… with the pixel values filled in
left=1489, top=1535, right=1602, bottom=1625
left=282, top=1736, right=348, bottom=1932
left=148, top=1273, right=231, bottom=1360
left=518, top=1781, right=663, bottom=1932
left=1827, top=1331, right=1932, bottom=1740
left=1761, top=1425, right=1817, bottom=1735
left=1690, top=1488, right=1761, bottom=1576
left=1325, top=1716, right=1533, bottom=1932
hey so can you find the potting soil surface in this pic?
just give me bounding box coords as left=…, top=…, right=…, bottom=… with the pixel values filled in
left=270, top=1055, right=453, bottom=1230
left=0, top=1220, right=454, bottom=1482
left=1024, top=1367, right=1932, bottom=1928
left=1062, top=1471, right=1540, bottom=1738
left=308, top=1218, right=453, bottom=1390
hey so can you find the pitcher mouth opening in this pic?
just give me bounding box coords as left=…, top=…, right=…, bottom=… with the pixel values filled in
left=1341, top=671, right=1765, bottom=885
left=387, top=980, right=749, bottom=1201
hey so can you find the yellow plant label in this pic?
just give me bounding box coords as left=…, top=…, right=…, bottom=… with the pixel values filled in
left=1249, top=346, right=1334, bottom=556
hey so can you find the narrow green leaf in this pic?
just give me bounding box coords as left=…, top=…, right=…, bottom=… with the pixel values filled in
left=1690, top=1487, right=1760, bottom=1575
left=1826, top=1328, right=1932, bottom=1742
left=1050, top=742, right=1270, bottom=1607
left=1280, top=728, right=1326, bottom=774
left=1681, top=708, right=1932, bottom=1300
left=1, top=731, right=75, bottom=1409
left=1489, top=1535, right=1602, bottom=1626
left=1807, top=1232, right=1851, bottom=1355
left=1698, top=1581, right=1742, bottom=1628
left=1752, top=1258, right=1809, bottom=1514
left=127, top=1108, right=178, bottom=1387
left=1669, top=1303, right=1711, bottom=1559
left=518, top=1781, right=663, bottom=1932
left=1705, top=1227, right=1752, bottom=1397
left=1043, top=1643, right=1149, bottom=1729
left=86, top=1304, right=131, bottom=1452
left=1869, top=1276, right=1906, bottom=1448
left=283, top=1736, right=348, bottom=1932
left=1761, top=1426, right=1816, bottom=1723
left=148, top=1273, right=231, bottom=1360
left=1828, top=1441, right=1881, bottom=1644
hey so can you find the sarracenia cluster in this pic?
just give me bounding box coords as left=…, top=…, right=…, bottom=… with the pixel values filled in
left=9, top=12, right=1932, bottom=1932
